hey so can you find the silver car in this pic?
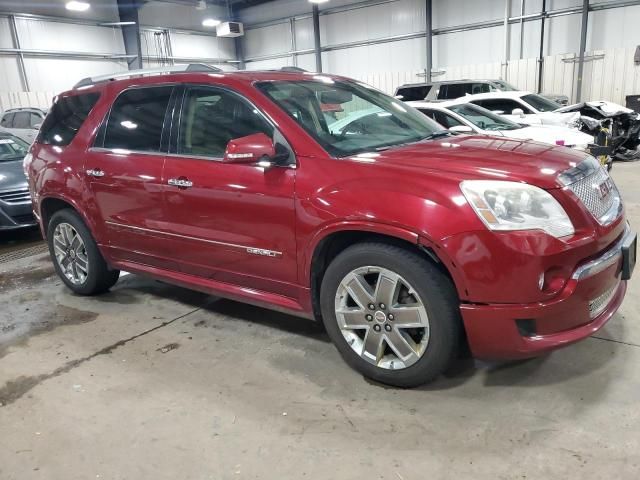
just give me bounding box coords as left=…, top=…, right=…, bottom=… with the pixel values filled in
left=0, top=107, right=47, bottom=144
left=0, top=132, right=35, bottom=230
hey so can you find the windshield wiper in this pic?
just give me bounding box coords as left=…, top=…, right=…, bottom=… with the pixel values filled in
left=423, top=130, right=452, bottom=141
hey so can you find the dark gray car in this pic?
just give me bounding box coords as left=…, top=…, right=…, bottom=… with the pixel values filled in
left=0, top=132, right=36, bottom=230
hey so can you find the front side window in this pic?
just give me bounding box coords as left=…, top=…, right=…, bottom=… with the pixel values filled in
left=103, top=86, right=173, bottom=152
left=418, top=109, right=464, bottom=129
left=178, top=87, right=273, bottom=158
left=521, top=93, right=561, bottom=112
left=448, top=104, right=522, bottom=131
left=37, top=92, right=100, bottom=146
left=396, top=85, right=431, bottom=101
left=29, top=112, right=43, bottom=128
left=256, top=80, right=440, bottom=157
left=0, top=135, right=28, bottom=162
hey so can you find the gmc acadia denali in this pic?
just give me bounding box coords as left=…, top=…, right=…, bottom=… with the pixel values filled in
left=27, top=65, right=636, bottom=387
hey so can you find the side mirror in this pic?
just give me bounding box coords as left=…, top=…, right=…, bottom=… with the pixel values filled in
left=394, top=94, right=404, bottom=100
left=511, top=108, right=525, bottom=117
left=33, top=123, right=43, bottom=130
left=491, top=110, right=505, bottom=115
left=449, top=125, right=474, bottom=133
left=224, top=133, right=275, bottom=164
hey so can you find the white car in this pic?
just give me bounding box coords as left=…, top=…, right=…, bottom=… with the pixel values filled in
left=0, top=107, right=47, bottom=144
left=460, top=91, right=580, bottom=128
left=407, top=100, right=594, bottom=151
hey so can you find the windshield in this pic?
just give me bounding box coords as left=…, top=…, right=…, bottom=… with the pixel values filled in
left=0, top=135, right=28, bottom=162
left=256, top=79, right=440, bottom=157
left=491, top=80, right=518, bottom=91
left=522, top=93, right=561, bottom=112
left=448, top=104, right=522, bottom=131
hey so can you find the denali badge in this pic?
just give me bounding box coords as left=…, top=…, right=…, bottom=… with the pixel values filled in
left=246, top=247, right=281, bottom=257
left=598, top=178, right=614, bottom=199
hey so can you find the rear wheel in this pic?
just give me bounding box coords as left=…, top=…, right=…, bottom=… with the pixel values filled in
left=47, top=209, right=119, bottom=295
left=320, top=242, right=461, bottom=387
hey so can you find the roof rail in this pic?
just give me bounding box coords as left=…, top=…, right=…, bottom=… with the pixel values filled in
left=73, top=63, right=223, bottom=89
left=279, top=66, right=308, bottom=73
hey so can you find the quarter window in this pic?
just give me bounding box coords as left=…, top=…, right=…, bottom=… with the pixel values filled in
left=1, top=113, right=14, bottom=128
left=178, top=87, right=273, bottom=158
left=103, top=86, right=173, bottom=152
left=37, top=92, right=100, bottom=146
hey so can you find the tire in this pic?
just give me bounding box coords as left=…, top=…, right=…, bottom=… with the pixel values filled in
left=320, top=242, right=461, bottom=388
left=47, top=209, right=120, bottom=295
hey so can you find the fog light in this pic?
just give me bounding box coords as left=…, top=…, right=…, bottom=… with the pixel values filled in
left=539, top=267, right=570, bottom=294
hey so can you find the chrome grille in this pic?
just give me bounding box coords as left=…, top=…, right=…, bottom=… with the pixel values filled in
left=567, top=167, right=619, bottom=224
left=0, top=188, right=31, bottom=204
left=588, top=281, right=619, bottom=319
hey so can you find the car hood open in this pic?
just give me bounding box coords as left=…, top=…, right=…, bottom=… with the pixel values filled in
left=349, top=135, right=587, bottom=190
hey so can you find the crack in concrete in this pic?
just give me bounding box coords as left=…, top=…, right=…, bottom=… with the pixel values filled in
left=591, top=335, right=640, bottom=348
left=0, top=307, right=202, bottom=408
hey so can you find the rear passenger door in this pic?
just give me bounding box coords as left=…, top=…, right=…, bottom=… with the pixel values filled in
left=85, top=85, right=179, bottom=270
left=11, top=111, right=39, bottom=144
left=161, top=85, right=298, bottom=296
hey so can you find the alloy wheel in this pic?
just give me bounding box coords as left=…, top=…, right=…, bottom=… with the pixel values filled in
left=334, top=266, right=430, bottom=370
left=52, top=222, right=89, bottom=285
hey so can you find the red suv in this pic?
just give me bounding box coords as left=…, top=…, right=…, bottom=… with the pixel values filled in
left=27, top=65, right=636, bottom=387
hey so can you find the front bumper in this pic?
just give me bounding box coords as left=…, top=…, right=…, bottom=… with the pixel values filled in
left=0, top=189, right=36, bottom=231
left=461, top=227, right=635, bottom=359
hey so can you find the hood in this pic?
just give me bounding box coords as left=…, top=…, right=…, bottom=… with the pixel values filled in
left=556, top=100, right=635, bottom=117
left=502, top=124, right=594, bottom=146
left=0, top=159, right=28, bottom=192
left=349, top=135, right=587, bottom=190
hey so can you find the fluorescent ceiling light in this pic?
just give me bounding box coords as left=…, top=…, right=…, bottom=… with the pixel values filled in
left=66, top=1, right=91, bottom=11
left=202, top=18, right=221, bottom=27
left=100, top=21, right=137, bottom=26
left=309, top=0, right=330, bottom=3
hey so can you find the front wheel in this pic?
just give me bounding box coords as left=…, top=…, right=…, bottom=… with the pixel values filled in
left=320, top=243, right=461, bottom=388
left=47, top=209, right=120, bottom=295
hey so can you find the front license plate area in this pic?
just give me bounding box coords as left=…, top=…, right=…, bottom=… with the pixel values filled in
left=621, top=232, right=637, bottom=280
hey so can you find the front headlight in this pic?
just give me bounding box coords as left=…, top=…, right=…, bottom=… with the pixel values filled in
left=460, top=180, right=574, bottom=238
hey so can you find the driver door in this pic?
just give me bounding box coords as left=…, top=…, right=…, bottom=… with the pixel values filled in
left=161, top=85, right=298, bottom=296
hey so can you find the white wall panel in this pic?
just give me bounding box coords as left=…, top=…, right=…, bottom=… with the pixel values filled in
left=0, top=57, right=24, bottom=92
left=171, top=33, right=235, bottom=60
left=433, top=26, right=504, bottom=68
left=544, top=14, right=581, bottom=55
left=587, top=6, right=640, bottom=51
left=23, top=58, right=127, bottom=93
left=16, top=19, right=125, bottom=55
left=295, top=18, right=314, bottom=51
left=0, top=18, right=13, bottom=48
left=296, top=54, right=316, bottom=72
left=433, top=0, right=506, bottom=29
left=244, top=23, right=291, bottom=58
left=0, top=91, right=56, bottom=111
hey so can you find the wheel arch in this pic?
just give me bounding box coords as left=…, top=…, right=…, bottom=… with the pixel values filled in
left=306, top=222, right=466, bottom=321
left=39, top=195, right=98, bottom=241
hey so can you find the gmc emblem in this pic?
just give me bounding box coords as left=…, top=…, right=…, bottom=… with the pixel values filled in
left=597, top=178, right=614, bottom=199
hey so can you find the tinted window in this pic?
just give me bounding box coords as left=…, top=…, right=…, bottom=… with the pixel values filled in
left=12, top=112, right=30, bottom=129
left=1, top=112, right=14, bottom=128
left=104, top=86, right=173, bottom=152
left=396, top=85, right=432, bottom=101
left=38, top=93, right=100, bottom=146
left=178, top=87, right=273, bottom=158
left=0, top=135, right=29, bottom=161
left=521, top=93, right=561, bottom=112
left=471, top=98, right=531, bottom=114
left=418, top=109, right=463, bottom=128
left=449, top=104, right=522, bottom=131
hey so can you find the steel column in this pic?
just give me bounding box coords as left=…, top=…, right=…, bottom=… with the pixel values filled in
left=312, top=4, right=322, bottom=72
left=503, top=0, right=511, bottom=80
left=537, top=0, right=546, bottom=93
left=117, top=0, right=143, bottom=70
left=519, top=0, right=525, bottom=59
left=7, top=15, right=29, bottom=91
left=576, top=0, right=590, bottom=102
left=290, top=18, right=298, bottom=67
left=425, top=0, right=432, bottom=83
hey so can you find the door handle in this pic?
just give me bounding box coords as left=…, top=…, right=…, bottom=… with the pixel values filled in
left=86, top=168, right=105, bottom=178
left=168, top=178, right=193, bottom=189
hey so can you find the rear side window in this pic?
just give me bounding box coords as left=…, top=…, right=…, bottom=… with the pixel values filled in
left=103, top=86, right=173, bottom=152
left=396, top=85, right=431, bottom=101
left=38, top=93, right=100, bottom=146
left=471, top=98, right=531, bottom=114
left=0, top=112, right=14, bottom=127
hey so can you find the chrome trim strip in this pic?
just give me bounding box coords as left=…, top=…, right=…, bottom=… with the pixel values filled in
left=104, top=221, right=283, bottom=258
left=572, top=225, right=633, bottom=280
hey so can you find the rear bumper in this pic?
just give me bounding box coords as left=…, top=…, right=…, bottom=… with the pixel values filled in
left=461, top=228, right=633, bottom=359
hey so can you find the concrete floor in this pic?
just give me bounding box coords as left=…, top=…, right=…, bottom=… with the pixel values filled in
left=1, top=164, right=640, bottom=480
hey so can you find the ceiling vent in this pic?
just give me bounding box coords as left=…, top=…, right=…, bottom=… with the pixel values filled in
left=217, top=21, right=244, bottom=37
